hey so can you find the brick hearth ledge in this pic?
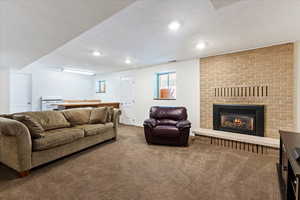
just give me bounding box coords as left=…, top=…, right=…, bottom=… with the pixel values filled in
left=193, top=128, right=279, bottom=149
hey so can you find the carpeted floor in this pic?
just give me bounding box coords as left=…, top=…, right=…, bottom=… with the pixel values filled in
left=0, top=125, right=280, bottom=200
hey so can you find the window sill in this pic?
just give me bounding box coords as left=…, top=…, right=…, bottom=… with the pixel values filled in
left=153, top=98, right=176, bottom=100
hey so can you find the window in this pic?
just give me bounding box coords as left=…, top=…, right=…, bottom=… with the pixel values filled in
left=154, top=72, right=176, bottom=100
left=96, top=80, right=106, bottom=93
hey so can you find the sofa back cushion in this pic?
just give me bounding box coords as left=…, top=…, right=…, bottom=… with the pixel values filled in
left=15, top=111, right=70, bottom=131
left=62, top=108, right=92, bottom=126
left=90, top=107, right=107, bottom=124
left=13, top=115, right=44, bottom=138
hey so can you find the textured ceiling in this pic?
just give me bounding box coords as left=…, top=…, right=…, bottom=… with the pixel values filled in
left=28, top=0, right=300, bottom=74
left=0, top=0, right=136, bottom=69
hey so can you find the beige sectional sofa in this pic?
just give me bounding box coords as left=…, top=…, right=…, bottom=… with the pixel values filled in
left=0, top=107, right=121, bottom=177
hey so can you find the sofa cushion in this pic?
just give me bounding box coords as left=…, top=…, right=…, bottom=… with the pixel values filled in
left=16, top=111, right=70, bottom=131
left=13, top=115, right=44, bottom=139
left=106, top=107, right=114, bottom=122
left=76, top=123, right=113, bottom=137
left=90, top=107, right=107, bottom=124
left=32, top=128, right=84, bottom=151
left=62, top=108, right=92, bottom=126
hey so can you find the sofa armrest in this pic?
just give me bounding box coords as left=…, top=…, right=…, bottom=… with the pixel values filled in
left=143, top=118, right=157, bottom=128
left=0, top=117, right=32, bottom=172
left=112, top=109, right=122, bottom=128
left=176, top=120, right=191, bottom=130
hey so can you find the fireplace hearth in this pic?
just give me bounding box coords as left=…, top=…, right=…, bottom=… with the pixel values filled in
left=213, top=104, right=264, bottom=137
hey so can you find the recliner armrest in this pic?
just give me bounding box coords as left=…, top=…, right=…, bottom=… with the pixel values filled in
left=143, top=118, right=157, bottom=128
left=176, top=120, right=191, bottom=130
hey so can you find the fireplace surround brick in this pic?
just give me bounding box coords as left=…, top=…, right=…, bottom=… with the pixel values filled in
left=200, top=43, right=294, bottom=138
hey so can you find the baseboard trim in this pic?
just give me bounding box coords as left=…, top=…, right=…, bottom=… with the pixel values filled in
left=119, top=123, right=142, bottom=128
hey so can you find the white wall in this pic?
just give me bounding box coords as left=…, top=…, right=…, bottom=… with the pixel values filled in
left=0, top=69, right=10, bottom=113
left=8, top=67, right=95, bottom=112
left=30, top=68, right=95, bottom=111
left=295, top=41, right=300, bottom=131
left=94, top=59, right=200, bottom=130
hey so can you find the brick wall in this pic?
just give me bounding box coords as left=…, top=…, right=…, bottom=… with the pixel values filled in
left=200, top=43, right=294, bottom=138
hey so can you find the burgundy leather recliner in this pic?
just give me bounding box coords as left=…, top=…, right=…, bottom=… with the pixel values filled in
left=143, top=106, right=191, bottom=146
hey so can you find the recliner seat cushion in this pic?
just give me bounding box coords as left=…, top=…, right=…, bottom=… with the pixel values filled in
left=33, top=128, right=84, bottom=151
left=76, top=123, right=114, bottom=136
left=156, top=119, right=178, bottom=126
left=152, top=125, right=180, bottom=138
left=62, top=108, right=92, bottom=126
left=16, top=111, right=70, bottom=131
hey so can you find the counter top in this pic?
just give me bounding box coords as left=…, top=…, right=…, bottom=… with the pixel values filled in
left=56, top=102, right=120, bottom=106
left=56, top=102, right=120, bottom=109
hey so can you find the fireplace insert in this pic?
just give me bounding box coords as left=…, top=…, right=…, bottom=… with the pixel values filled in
left=213, top=104, right=264, bottom=137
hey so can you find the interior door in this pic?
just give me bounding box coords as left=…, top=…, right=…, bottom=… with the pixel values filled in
left=10, top=73, right=32, bottom=113
left=119, top=76, right=136, bottom=125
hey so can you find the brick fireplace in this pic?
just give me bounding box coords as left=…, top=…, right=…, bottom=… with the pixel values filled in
left=200, top=43, right=294, bottom=138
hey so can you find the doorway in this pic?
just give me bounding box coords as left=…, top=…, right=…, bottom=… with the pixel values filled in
left=119, top=76, right=136, bottom=125
left=10, top=73, right=32, bottom=113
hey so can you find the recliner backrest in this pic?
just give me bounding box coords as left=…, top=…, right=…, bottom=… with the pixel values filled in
left=149, top=106, right=187, bottom=122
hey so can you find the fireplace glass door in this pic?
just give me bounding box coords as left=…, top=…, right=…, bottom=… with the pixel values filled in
left=220, top=113, right=255, bottom=132
left=213, top=104, right=264, bottom=137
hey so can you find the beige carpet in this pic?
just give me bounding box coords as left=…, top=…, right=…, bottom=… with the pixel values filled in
left=0, top=125, right=280, bottom=200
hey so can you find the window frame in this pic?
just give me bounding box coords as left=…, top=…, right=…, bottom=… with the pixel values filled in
left=96, top=80, right=106, bottom=93
left=154, top=71, right=176, bottom=100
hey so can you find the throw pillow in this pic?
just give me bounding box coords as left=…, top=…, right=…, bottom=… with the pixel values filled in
left=18, top=111, right=70, bottom=131
left=90, top=107, right=108, bottom=124
left=13, top=115, right=44, bottom=139
left=0, top=114, right=13, bottom=119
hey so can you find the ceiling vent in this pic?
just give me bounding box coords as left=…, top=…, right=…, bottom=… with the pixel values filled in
left=210, top=0, right=246, bottom=10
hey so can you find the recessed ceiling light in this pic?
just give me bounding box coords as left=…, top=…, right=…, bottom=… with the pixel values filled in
left=125, top=58, right=132, bottom=64
left=196, top=42, right=206, bottom=50
left=168, top=21, right=181, bottom=31
left=92, top=50, right=102, bottom=56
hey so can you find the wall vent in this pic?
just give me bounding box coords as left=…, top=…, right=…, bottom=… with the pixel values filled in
left=213, top=85, right=269, bottom=97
